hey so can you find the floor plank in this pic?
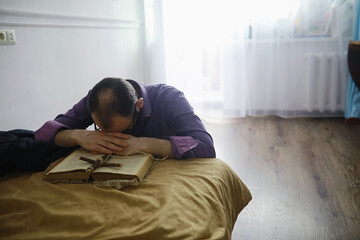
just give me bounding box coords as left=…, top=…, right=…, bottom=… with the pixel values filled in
left=203, top=117, right=360, bottom=240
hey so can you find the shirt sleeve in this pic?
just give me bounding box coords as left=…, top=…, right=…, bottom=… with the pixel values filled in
left=165, top=90, right=216, bottom=159
left=34, top=91, right=94, bottom=142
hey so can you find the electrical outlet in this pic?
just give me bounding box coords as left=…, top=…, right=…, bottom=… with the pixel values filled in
left=0, top=30, right=16, bottom=45
left=0, top=31, right=7, bottom=44
left=6, top=30, right=16, bottom=44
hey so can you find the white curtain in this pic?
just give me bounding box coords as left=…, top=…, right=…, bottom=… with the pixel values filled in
left=144, top=0, right=358, bottom=118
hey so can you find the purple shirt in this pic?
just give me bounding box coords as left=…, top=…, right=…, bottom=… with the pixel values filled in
left=35, top=80, right=216, bottom=159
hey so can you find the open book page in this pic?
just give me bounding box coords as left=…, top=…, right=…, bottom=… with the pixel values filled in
left=47, top=149, right=103, bottom=174
left=94, top=154, right=151, bottom=176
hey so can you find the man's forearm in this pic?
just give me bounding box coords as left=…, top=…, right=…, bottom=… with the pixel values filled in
left=138, top=137, right=174, bottom=158
left=54, top=129, right=82, bottom=147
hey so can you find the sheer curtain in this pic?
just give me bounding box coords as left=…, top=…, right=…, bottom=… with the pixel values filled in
left=144, top=0, right=358, bottom=118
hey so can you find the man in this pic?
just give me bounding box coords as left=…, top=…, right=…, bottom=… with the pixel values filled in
left=35, top=78, right=216, bottom=159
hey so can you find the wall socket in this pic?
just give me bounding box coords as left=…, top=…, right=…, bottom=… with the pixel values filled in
left=0, top=30, right=16, bottom=45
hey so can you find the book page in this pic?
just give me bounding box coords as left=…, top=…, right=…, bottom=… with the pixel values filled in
left=94, top=154, right=150, bottom=175
left=47, top=149, right=102, bottom=174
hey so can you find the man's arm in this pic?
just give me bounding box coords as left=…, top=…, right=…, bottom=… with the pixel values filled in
left=164, top=89, right=216, bottom=159
left=116, top=135, right=174, bottom=158
left=92, top=85, right=213, bottom=159
left=110, top=85, right=214, bottom=159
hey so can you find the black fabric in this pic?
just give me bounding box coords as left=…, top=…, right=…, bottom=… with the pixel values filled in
left=0, top=129, right=72, bottom=174
left=348, top=41, right=360, bottom=90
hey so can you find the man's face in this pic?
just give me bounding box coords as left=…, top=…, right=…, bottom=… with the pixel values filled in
left=92, top=113, right=133, bottom=132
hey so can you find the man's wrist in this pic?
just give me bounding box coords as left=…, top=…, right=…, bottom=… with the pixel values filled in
left=137, top=137, right=149, bottom=152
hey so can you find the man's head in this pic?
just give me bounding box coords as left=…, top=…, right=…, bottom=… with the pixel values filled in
left=88, top=77, right=143, bottom=132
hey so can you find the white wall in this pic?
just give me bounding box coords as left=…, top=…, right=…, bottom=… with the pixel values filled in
left=0, top=0, right=145, bottom=131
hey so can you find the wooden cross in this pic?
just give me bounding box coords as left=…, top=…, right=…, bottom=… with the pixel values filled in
left=78, top=154, right=123, bottom=173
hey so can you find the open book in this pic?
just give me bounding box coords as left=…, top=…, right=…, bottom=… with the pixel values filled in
left=43, top=148, right=154, bottom=189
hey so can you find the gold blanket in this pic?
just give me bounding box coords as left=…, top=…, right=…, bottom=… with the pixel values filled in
left=0, top=158, right=252, bottom=240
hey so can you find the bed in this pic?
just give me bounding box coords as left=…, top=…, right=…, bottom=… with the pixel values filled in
left=0, top=157, right=252, bottom=240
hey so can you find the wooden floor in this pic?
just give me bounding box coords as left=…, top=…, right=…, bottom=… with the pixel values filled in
left=203, top=117, right=360, bottom=240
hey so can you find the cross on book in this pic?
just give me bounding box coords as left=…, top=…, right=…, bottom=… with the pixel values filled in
left=79, top=154, right=123, bottom=173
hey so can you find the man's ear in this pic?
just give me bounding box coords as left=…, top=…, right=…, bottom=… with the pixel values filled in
left=136, top=98, right=144, bottom=111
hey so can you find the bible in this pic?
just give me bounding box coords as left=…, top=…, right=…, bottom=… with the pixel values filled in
left=43, top=148, right=154, bottom=189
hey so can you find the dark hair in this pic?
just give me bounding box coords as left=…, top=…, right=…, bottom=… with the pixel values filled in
left=88, top=77, right=137, bottom=129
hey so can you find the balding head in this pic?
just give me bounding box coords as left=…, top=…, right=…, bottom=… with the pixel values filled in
left=88, top=78, right=137, bottom=129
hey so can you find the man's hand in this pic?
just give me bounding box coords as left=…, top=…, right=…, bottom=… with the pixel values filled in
left=54, top=129, right=129, bottom=155
left=114, top=135, right=146, bottom=155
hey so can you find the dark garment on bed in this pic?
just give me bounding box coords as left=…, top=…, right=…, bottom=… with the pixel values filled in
left=0, top=129, right=71, bottom=174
